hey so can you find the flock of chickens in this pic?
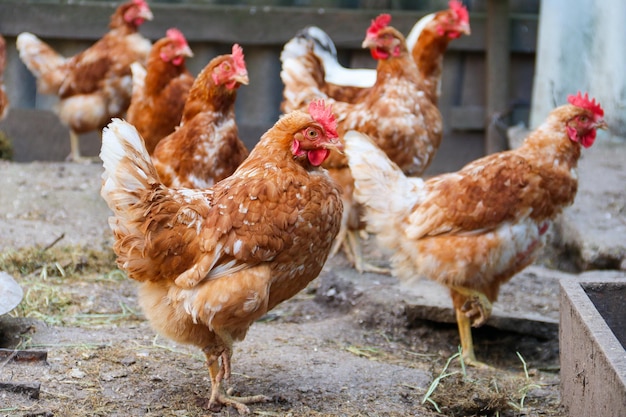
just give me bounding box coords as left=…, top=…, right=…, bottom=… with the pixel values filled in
left=2, top=0, right=608, bottom=414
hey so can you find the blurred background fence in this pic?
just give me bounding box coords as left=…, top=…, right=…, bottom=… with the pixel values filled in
left=0, top=0, right=538, bottom=173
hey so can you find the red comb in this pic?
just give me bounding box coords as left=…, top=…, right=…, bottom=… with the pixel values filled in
left=449, top=0, right=469, bottom=24
left=166, top=28, right=187, bottom=45
left=133, top=0, right=149, bottom=9
left=366, top=14, right=392, bottom=37
left=131, top=0, right=151, bottom=16
left=308, top=100, right=338, bottom=139
left=231, top=44, right=246, bottom=73
left=567, top=92, right=604, bottom=118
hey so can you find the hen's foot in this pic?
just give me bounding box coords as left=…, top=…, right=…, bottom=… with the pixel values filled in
left=453, top=288, right=492, bottom=327
left=207, top=386, right=270, bottom=415
left=461, top=353, right=492, bottom=369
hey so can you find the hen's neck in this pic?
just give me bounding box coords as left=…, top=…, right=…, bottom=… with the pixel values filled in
left=109, top=13, right=140, bottom=33
left=145, top=57, right=188, bottom=93
left=412, top=28, right=452, bottom=105
left=374, top=52, right=420, bottom=87
left=520, top=119, right=582, bottom=171
left=182, top=84, right=237, bottom=122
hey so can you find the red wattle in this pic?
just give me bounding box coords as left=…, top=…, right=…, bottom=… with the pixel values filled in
left=307, top=149, right=330, bottom=166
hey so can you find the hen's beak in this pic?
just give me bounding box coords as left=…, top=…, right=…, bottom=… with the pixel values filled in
left=234, top=73, right=249, bottom=86
left=459, top=22, right=471, bottom=35
left=324, top=137, right=345, bottom=153
left=181, top=45, right=194, bottom=58
left=595, top=119, right=608, bottom=130
left=140, top=9, right=154, bottom=21
left=361, top=35, right=377, bottom=50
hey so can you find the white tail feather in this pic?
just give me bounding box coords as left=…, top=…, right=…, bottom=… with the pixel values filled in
left=16, top=32, right=67, bottom=94
left=100, top=118, right=159, bottom=215
left=343, top=130, right=424, bottom=234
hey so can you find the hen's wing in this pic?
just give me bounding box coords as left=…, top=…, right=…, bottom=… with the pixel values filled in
left=405, top=153, right=547, bottom=239
left=56, top=30, right=149, bottom=98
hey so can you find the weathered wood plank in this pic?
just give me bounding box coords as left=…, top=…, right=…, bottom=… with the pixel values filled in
left=485, top=0, right=511, bottom=154
left=450, top=105, right=486, bottom=130
left=0, top=2, right=537, bottom=52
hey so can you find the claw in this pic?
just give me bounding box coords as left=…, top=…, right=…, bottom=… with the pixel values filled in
left=455, top=288, right=492, bottom=327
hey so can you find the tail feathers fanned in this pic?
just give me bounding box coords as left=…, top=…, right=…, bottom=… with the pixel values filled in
left=16, top=32, right=67, bottom=94
left=100, top=118, right=159, bottom=214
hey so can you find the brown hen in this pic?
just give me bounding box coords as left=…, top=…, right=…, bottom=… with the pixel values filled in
left=344, top=92, right=607, bottom=366
left=16, top=0, right=153, bottom=161
left=100, top=100, right=343, bottom=414
left=151, top=44, right=249, bottom=189
left=126, top=28, right=194, bottom=154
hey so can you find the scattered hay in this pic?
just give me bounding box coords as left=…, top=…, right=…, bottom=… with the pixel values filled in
left=1, top=243, right=137, bottom=327
left=426, top=372, right=511, bottom=416
left=0, top=243, right=117, bottom=278
left=422, top=351, right=560, bottom=417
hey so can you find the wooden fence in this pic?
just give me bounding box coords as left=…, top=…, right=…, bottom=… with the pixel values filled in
left=0, top=0, right=538, bottom=173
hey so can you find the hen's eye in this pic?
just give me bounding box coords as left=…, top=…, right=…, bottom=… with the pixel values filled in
left=579, top=115, right=588, bottom=123
left=307, top=129, right=318, bottom=139
left=222, top=63, right=231, bottom=72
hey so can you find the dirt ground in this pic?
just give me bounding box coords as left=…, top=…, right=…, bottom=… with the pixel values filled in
left=0, top=136, right=623, bottom=416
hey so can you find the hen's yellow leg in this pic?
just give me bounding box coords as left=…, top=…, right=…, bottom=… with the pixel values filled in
left=68, top=130, right=82, bottom=162
left=204, top=344, right=269, bottom=414
left=455, top=308, right=488, bottom=368
left=67, top=130, right=97, bottom=163
left=452, top=287, right=493, bottom=368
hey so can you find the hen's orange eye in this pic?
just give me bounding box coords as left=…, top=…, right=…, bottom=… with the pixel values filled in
left=222, top=63, right=231, bottom=72
left=579, top=115, right=588, bottom=123
left=307, top=129, right=318, bottom=139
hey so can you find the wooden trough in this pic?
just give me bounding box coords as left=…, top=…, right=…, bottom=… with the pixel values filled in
left=560, top=275, right=626, bottom=417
